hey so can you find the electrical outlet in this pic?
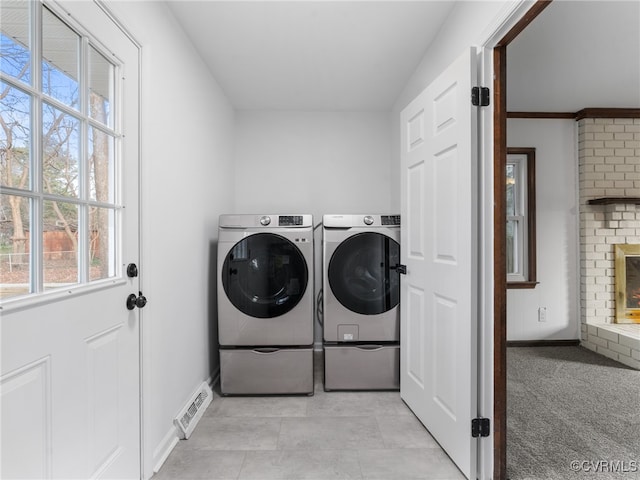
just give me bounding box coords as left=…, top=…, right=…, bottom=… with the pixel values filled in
left=538, top=307, right=547, bottom=322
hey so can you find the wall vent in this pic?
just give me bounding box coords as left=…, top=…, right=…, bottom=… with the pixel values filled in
left=173, top=382, right=213, bottom=439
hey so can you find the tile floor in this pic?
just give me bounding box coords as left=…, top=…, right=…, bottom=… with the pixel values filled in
left=153, top=353, right=464, bottom=480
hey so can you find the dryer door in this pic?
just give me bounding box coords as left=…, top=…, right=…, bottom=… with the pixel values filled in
left=222, top=233, right=308, bottom=318
left=328, top=232, right=400, bottom=315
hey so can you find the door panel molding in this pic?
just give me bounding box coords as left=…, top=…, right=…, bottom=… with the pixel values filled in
left=0, top=357, right=52, bottom=479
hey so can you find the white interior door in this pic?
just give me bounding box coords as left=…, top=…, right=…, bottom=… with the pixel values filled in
left=1, top=1, right=141, bottom=478
left=400, top=48, right=478, bottom=479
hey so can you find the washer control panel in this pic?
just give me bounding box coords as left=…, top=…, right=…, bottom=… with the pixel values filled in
left=278, top=215, right=303, bottom=226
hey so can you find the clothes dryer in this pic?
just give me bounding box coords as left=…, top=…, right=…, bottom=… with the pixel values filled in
left=218, top=214, right=314, bottom=394
left=322, top=214, right=401, bottom=390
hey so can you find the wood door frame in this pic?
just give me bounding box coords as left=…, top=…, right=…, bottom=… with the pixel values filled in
left=492, top=1, right=553, bottom=478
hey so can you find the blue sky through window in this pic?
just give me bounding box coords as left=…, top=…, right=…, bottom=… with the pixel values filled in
left=1, top=32, right=79, bottom=109
left=0, top=33, right=30, bottom=84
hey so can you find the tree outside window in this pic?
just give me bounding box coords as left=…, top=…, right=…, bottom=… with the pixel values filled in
left=1, top=1, right=118, bottom=300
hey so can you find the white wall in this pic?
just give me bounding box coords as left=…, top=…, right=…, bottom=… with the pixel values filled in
left=506, top=119, right=580, bottom=341
left=390, top=0, right=515, bottom=210
left=105, top=2, right=235, bottom=477
left=234, top=111, right=393, bottom=344
left=234, top=111, right=392, bottom=220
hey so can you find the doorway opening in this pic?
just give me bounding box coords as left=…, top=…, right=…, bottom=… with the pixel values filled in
left=492, top=1, right=554, bottom=478
left=493, top=0, right=640, bottom=478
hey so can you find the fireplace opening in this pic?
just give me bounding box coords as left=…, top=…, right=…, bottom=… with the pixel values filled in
left=614, top=244, right=640, bottom=324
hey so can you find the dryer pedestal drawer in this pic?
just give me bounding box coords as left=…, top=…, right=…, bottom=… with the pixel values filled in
left=220, top=348, right=313, bottom=395
left=323, top=344, right=399, bottom=391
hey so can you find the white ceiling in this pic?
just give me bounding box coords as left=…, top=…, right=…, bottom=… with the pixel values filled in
left=507, top=0, right=640, bottom=112
left=165, top=1, right=455, bottom=111
left=166, top=1, right=640, bottom=112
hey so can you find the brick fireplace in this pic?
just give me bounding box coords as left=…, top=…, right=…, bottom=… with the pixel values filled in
left=579, top=116, right=640, bottom=369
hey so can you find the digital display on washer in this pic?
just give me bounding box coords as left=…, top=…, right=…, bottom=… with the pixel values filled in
left=381, top=215, right=401, bottom=226
left=279, top=215, right=303, bottom=226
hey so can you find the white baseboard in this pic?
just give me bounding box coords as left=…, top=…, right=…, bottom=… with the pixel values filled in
left=153, top=369, right=220, bottom=474
left=152, top=426, right=179, bottom=474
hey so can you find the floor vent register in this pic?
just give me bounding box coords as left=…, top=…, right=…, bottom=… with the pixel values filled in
left=173, top=382, right=213, bottom=439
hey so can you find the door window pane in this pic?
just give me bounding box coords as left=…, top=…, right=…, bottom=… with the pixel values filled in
left=89, top=206, right=116, bottom=281
left=43, top=103, right=80, bottom=198
left=42, top=7, right=79, bottom=109
left=0, top=194, right=31, bottom=299
left=89, top=46, right=114, bottom=128
left=0, top=0, right=31, bottom=84
left=0, top=82, right=31, bottom=190
left=43, top=200, right=78, bottom=288
left=89, top=127, right=115, bottom=203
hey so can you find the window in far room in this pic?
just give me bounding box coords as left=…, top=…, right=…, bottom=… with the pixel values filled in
left=506, top=148, right=537, bottom=288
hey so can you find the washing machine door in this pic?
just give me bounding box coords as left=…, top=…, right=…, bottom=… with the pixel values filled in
left=222, top=233, right=308, bottom=318
left=328, top=232, right=400, bottom=315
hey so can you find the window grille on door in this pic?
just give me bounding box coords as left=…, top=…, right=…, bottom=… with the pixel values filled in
left=1, top=1, right=122, bottom=300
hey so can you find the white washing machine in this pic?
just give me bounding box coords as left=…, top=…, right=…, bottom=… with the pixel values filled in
left=322, top=214, right=401, bottom=390
left=217, top=214, right=314, bottom=395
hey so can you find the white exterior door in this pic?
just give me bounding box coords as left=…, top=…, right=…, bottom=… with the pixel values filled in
left=1, top=1, right=141, bottom=478
left=400, top=48, right=478, bottom=479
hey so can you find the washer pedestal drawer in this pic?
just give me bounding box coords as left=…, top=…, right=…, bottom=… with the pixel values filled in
left=323, top=344, right=399, bottom=391
left=220, top=347, right=314, bottom=395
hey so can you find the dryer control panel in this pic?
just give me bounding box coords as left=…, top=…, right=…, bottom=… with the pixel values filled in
left=323, top=214, right=401, bottom=228
left=219, top=214, right=313, bottom=229
left=381, top=215, right=401, bottom=226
